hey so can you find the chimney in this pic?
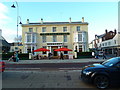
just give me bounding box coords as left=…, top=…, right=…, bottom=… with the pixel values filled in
left=26, top=19, right=29, bottom=24
left=105, top=29, right=107, bottom=34
left=41, top=18, right=43, bottom=24
left=114, top=29, right=117, bottom=34
left=82, top=17, right=84, bottom=22
left=69, top=17, right=71, bottom=23
left=95, top=34, right=97, bottom=38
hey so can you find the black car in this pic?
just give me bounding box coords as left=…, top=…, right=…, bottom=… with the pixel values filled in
left=81, top=57, right=120, bottom=89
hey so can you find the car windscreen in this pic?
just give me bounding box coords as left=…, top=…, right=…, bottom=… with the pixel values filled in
left=102, top=58, right=120, bottom=67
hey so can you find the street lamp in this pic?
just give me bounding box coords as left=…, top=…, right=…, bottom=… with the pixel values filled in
left=11, top=1, right=22, bottom=44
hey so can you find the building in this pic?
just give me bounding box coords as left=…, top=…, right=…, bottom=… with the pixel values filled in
left=90, top=29, right=120, bottom=56
left=9, top=42, right=23, bottom=53
left=21, top=17, right=89, bottom=57
left=0, top=29, right=11, bottom=54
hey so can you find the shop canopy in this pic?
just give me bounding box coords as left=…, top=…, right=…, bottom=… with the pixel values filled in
left=54, top=47, right=72, bottom=51
left=33, top=48, right=50, bottom=52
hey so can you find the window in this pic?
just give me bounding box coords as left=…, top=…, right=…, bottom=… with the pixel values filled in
left=105, top=43, right=107, bottom=46
left=52, top=27, right=56, bottom=32
left=42, top=36, right=46, bottom=43
left=102, top=43, right=104, bottom=46
left=53, top=35, right=57, bottom=42
left=27, top=34, right=31, bottom=42
left=32, top=34, right=35, bottom=43
left=78, top=34, right=82, bottom=41
left=108, top=42, right=111, bottom=45
left=42, top=27, right=46, bottom=32
left=63, top=35, right=67, bottom=42
left=63, top=27, right=67, bottom=32
left=29, top=28, right=33, bottom=32
left=76, top=26, right=80, bottom=31
left=114, top=40, right=116, bottom=44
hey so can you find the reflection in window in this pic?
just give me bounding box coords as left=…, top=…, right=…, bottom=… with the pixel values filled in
left=52, top=27, right=56, bottom=32
left=63, top=27, right=67, bottom=32
left=53, top=35, right=57, bottom=42
left=76, top=26, right=80, bottom=31
left=42, top=36, right=46, bottom=43
left=29, top=28, right=33, bottom=32
left=63, top=35, right=67, bottom=42
left=42, top=27, right=46, bottom=32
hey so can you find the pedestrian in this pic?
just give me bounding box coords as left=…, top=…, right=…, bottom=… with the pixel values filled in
left=48, top=52, right=52, bottom=60
left=60, top=52, right=64, bottom=60
left=15, top=51, right=19, bottom=62
left=103, top=51, right=107, bottom=59
left=95, top=52, right=99, bottom=59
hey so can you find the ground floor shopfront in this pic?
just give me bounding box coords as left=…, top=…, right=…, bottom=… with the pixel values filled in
left=23, top=42, right=88, bottom=58
left=102, top=47, right=120, bottom=57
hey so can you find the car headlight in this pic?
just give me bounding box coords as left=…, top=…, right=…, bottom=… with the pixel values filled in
left=83, top=70, right=92, bottom=75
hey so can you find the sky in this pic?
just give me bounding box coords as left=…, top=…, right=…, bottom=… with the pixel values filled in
left=0, top=1, right=118, bottom=43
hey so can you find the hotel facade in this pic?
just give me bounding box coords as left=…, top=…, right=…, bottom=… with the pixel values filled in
left=21, top=17, right=89, bottom=57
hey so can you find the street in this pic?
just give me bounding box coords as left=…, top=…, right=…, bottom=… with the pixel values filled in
left=2, top=70, right=95, bottom=88
left=2, top=70, right=120, bottom=89
left=2, top=59, right=120, bottom=89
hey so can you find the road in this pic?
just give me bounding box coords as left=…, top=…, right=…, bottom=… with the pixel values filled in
left=2, top=62, right=120, bottom=89
left=5, top=62, right=98, bottom=71
left=2, top=70, right=95, bottom=89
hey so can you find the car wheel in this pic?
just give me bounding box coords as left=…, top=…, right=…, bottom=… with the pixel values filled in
left=94, top=75, right=109, bottom=89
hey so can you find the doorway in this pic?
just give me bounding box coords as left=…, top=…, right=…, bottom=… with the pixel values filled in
left=51, top=46, right=58, bottom=56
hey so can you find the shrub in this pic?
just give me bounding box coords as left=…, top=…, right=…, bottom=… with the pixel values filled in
left=77, top=52, right=92, bottom=59
left=1, top=53, right=29, bottom=60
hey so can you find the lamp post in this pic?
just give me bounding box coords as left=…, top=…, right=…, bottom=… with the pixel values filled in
left=11, top=1, right=22, bottom=45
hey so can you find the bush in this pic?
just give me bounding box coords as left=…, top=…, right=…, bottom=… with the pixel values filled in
left=77, top=52, right=92, bottom=59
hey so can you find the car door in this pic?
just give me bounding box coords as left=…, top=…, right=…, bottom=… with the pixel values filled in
left=115, top=62, right=120, bottom=83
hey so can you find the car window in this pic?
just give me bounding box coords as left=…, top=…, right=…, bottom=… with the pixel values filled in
left=116, top=62, right=120, bottom=67
left=102, top=58, right=120, bottom=67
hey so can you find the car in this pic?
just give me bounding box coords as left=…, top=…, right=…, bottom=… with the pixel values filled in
left=81, top=57, right=120, bottom=89
left=0, top=60, right=5, bottom=72
left=98, top=51, right=103, bottom=56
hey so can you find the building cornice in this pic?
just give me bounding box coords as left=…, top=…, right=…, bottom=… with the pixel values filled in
left=22, top=22, right=89, bottom=27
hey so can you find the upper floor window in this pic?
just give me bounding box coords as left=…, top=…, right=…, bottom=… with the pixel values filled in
left=114, top=40, right=116, bottom=44
left=29, top=28, right=33, bottom=32
left=63, top=27, right=67, bottom=32
left=102, top=43, right=104, bottom=46
left=42, top=27, right=46, bottom=32
left=27, top=34, right=31, bottom=42
left=63, top=35, right=67, bottom=42
left=108, top=42, right=111, bottom=45
left=53, top=35, right=57, bottom=42
left=42, top=36, right=46, bottom=43
left=78, top=34, right=82, bottom=41
left=32, top=34, right=36, bottom=43
left=105, top=43, right=107, bottom=46
left=76, top=26, right=80, bottom=31
left=52, top=27, right=56, bottom=32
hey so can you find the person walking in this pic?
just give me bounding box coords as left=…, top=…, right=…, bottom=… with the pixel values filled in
left=60, top=52, right=64, bottom=60
left=48, top=52, right=52, bottom=60
left=15, top=51, right=19, bottom=62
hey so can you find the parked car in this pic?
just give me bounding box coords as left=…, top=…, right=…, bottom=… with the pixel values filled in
left=0, top=60, right=5, bottom=72
left=98, top=51, right=103, bottom=56
left=81, top=57, right=120, bottom=89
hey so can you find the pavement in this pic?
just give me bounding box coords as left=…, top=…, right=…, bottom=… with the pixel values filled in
left=3, top=58, right=107, bottom=64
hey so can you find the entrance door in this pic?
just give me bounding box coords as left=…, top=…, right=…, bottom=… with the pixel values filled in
left=51, top=46, right=58, bottom=56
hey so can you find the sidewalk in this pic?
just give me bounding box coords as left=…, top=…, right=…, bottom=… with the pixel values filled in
left=3, top=58, right=105, bottom=64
